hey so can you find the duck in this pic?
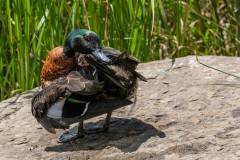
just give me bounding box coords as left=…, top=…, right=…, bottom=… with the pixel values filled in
left=40, top=29, right=111, bottom=88
left=32, top=29, right=147, bottom=142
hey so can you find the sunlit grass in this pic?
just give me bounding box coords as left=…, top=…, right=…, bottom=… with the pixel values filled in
left=0, top=0, right=239, bottom=101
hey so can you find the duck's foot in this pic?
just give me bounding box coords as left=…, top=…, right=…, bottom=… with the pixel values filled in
left=87, top=124, right=109, bottom=134
left=58, top=126, right=85, bottom=143
left=87, top=112, right=111, bottom=134
left=58, top=121, right=85, bottom=143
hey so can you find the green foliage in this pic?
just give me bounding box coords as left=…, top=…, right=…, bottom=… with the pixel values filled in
left=0, top=0, right=239, bottom=101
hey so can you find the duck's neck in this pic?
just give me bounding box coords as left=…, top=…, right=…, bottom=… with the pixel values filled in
left=63, top=51, right=74, bottom=58
left=63, top=44, right=75, bottom=57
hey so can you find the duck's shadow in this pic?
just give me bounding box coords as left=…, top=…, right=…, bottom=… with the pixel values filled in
left=45, top=117, right=166, bottom=153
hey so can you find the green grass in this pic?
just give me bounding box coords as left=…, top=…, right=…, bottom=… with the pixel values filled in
left=0, top=0, right=239, bottom=101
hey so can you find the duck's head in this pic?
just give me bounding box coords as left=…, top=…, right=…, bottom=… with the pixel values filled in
left=63, top=29, right=111, bottom=63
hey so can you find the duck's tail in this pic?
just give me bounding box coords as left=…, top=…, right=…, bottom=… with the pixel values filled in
left=36, top=116, right=70, bottom=134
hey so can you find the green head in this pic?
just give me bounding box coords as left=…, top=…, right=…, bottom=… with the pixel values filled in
left=63, top=29, right=111, bottom=63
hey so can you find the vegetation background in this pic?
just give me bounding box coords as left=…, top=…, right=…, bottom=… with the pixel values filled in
left=0, top=0, right=239, bottom=101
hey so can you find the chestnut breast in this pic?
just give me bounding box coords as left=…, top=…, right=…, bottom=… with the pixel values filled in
left=41, top=46, right=77, bottom=88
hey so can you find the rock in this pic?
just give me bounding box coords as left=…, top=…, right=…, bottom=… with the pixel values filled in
left=0, top=56, right=240, bottom=159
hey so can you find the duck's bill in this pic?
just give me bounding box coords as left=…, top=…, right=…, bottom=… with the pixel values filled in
left=92, top=48, right=112, bottom=63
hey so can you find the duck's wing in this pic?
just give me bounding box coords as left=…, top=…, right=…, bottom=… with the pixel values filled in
left=102, top=47, right=147, bottom=81
left=32, top=71, right=103, bottom=117
left=31, top=84, right=68, bottom=133
left=54, top=71, right=104, bottom=93
left=31, top=70, right=104, bottom=133
left=84, top=56, right=128, bottom=89
left=133, top=70, right=147, bottom=82
left=84, top=52, right=147, bottom=90
left=102, top=47, right=122, bottom=61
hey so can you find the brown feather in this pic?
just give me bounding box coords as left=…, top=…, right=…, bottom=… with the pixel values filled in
left=40, top=46, right=77, bottom=88
left=84, top=47, right=147, bottom=99
left=32, top=69, right=104, bottom=133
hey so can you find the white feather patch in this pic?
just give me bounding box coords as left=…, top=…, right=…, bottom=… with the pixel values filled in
left=47, top=97, right=66, bottom=119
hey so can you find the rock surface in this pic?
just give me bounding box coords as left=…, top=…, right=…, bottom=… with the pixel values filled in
left=1, top=56, right=240, bottom=160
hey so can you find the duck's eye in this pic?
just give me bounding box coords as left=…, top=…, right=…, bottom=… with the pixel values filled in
left=84, top=36, right=90, bottom=41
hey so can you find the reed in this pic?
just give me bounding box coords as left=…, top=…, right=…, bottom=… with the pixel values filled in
left=0, top=0, right=239, bottom=101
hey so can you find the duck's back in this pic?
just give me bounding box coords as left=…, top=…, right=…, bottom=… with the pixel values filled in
left=41, top=46, right=77, bottom=88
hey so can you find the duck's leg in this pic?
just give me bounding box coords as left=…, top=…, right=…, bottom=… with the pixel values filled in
left=102, top=111, right=112, bottom=132
left=87, top=111, right=112, bottom=134
left=58, top=120, right=85, bottom=143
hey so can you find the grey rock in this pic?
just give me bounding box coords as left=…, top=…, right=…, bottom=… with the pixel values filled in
left=1, top=56, right=240, bottom=159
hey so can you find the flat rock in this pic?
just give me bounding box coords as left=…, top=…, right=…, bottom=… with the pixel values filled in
left=1, top=56, right=240, bottom=159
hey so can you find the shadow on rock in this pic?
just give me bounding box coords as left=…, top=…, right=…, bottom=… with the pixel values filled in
left=45, top=117, right=166, bottom=153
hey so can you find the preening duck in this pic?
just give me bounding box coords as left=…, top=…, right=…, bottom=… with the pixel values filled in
left=32, top=29, right=147, bottom=142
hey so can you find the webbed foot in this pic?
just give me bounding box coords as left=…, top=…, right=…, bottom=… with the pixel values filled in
left=58, top=121, right=85, bottom=143
left=87, top=124, right=109, bottom=134
left=87, top=112, right=111, bottom=134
